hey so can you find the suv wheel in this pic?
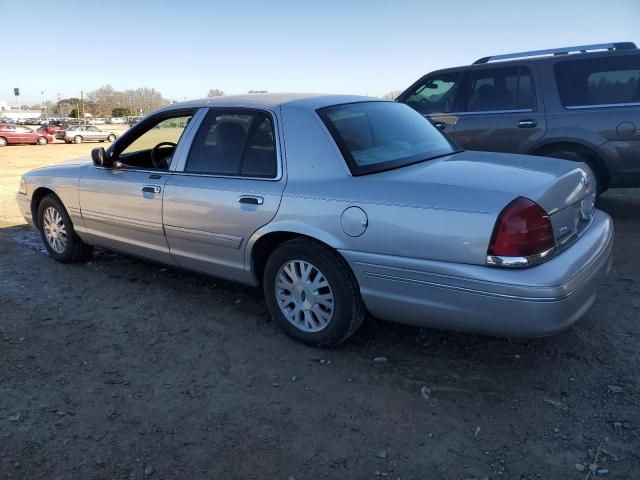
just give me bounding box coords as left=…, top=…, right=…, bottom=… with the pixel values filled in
left=263, top=238, right=365, bottom=346
left=542, top=149, right=605, bottom=194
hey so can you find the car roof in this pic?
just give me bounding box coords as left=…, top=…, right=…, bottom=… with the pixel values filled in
left=159, top=93, right=386, bottom=113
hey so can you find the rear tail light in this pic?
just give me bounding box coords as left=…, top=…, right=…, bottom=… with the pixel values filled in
left=487, top=197, right=555, bottom=266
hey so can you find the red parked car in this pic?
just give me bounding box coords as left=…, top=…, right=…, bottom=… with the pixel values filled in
left=0, top=124, right=53, bottom=146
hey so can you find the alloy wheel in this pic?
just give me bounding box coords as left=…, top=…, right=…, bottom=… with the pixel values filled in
left=42, top=206, right=68, bottom=254
left=275, top=260, right=334, bottom=332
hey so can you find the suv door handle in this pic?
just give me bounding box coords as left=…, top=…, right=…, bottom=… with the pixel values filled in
left=518, top=119, right=537, bottom=128
left=433, top=121, right=447, bottom=130
left=238, top=195, right=264, bottom=205
left=141, top=185, right=161, bottom=194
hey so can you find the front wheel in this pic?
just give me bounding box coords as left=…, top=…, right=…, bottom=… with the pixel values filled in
left=38, top=195, right=92, bottom=263
left=0, top=137, right=7, bottom=147
left=37, top=136, right=48, bottom=145
left=74, top=135, right=83, bottom=144
left=263, top=238, right=365, bottom=346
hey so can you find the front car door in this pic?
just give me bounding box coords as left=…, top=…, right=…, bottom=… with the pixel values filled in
left=85, top=125, right=103, bottom=141
left=79, top=109, right=198, bottom=264
left=163, top=107, right=285, bottom=283
left=397, top=69, right=466, bottom=137
left=452, top=65, right=547, bottom=153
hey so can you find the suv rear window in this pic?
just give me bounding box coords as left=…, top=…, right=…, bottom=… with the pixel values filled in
left=318, top=101, right=456, bottom=176
left=555, top=54, right=640, bottom=107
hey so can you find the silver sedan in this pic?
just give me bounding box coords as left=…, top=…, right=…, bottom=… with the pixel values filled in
left=58, top=125, right=118, bottom=144
left=16, top=94, right=613, bottom=346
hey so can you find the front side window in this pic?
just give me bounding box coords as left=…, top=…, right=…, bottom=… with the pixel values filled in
left=555, top=54, right=640, bottom=107
left=318, top=101, right=457, bottom=176
left=402, top=72, right=463, bottom=115
left=184, top=109, right=277, bottom=178
left=466, top=66, right=534, bottom=112
left=113, top=112, right=194, bottom=170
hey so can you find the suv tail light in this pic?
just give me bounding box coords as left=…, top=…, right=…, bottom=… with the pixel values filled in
left=487, top=197, right=555, bottom=266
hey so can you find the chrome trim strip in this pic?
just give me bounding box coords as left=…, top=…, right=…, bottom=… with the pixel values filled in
left=457, top=109, right=534, bottom=116
left=164, top=224, right=243, bottom=249
left=81, top=209, right=163, bottom=233
left=564, top=102, right=640, bottom=110
left=486, top=246, right=557, bottom=268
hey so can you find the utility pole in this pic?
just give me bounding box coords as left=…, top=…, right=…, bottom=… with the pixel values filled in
left=41, top=91, right=47, bottom=121
left=81, top=91, right=85, bottom=125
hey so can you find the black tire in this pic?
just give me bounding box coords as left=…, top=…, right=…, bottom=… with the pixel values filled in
left=107, top=134, right=116, bottom=142
left=37, top=194, right=92, bottom=263
left=542, top=149, right=606, bottom=194
left=0, top=137, right=7, bottom=147
left=74, top=135, right=83, bottom=144
left=263, top=238, right=365, bottom=347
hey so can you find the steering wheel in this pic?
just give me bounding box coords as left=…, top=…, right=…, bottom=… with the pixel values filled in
left=150, top=142, right=177, bottom=169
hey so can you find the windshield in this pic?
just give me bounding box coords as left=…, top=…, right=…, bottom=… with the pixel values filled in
left=318, top=101, right=457, bottom=175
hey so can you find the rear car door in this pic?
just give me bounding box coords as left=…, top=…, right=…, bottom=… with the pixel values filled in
left=163, top=108, right=285, bottom=283
left=453, top=65, right=547, bottom=153
left=85, top=126, right=102, bottom=140
left=397, top=70, right=466, bottom=137
left=79, top=110, right=198, bottom=264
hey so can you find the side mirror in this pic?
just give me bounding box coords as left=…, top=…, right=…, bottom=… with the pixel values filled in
left=91, top=147, right=114, bottom=168
left=91, top=147, right=105, bottom=167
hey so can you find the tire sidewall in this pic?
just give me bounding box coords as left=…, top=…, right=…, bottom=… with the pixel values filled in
left=263, top=240, right=361, bottom=346
left=38, top=196, right=80, bottom=262
left=74, top=136, right=82, bottom=144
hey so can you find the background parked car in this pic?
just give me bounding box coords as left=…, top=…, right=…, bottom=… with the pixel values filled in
left=0, top=124, right=53, bottom=146
left=57, top=125, right=118, bottom=144
left=396, top=41, right=640, bottom=193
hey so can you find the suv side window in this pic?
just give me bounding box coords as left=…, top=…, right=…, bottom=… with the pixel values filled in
left=185, top=110, right=277, bottom=178
left=555, top=54, right=640, bottom=107
left=402, top=71, right=463, bottom=115
left=466, top=66, right=534, bottom=112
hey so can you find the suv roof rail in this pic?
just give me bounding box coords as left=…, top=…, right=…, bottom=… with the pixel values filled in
left=473, top=42, right=638, bottom=65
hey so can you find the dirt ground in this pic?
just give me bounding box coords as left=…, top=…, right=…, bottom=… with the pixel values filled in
left=0, top=145, right=639, bottom=479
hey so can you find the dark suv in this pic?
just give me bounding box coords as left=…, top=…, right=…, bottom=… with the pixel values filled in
left=397, top=42, right=640, bottom=192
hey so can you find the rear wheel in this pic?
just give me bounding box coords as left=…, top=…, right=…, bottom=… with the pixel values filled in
left=541, top=149, right=605, bottom=194
left=0, top=137, right=7, bottom=147
left=74, top=135, right=83, bottom=144
left=37, top=136, right=48, bottom=145
left=107, top=134, right=116, bottom=142
left=263, top=238, right=365, bottom=346
left=37, top=194, right=91, bottom=263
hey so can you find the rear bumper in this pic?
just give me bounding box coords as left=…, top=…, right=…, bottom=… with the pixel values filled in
left=340, top=210, right=613, bottom=337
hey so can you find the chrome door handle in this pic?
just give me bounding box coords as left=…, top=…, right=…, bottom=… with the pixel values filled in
left=433, top=121, right=447, bottom=130
left=238, top=195, right=264, bottom=205
left=141, top=185, right=161, bottom=194
left=518, top=119, right=537, bottom=128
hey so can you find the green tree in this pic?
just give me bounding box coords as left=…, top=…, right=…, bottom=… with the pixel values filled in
left=112, top=107, right=132, bottom=117
left=69, top=108, right=80, bottom=118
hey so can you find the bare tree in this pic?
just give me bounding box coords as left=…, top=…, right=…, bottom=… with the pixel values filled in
left=207, top=89, right=224, bottom=97
left=382, top=90, right=402, bottom=100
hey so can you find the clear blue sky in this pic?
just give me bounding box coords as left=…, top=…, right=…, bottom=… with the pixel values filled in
left=3, top=0, right=639, bottom=105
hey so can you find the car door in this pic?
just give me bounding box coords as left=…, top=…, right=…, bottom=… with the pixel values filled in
left=85, top=126, right=101, bottom=140
left=79, top=109, right=198, bottom=264
left=397, top=70, right=467, bottom=138
left=163, top=108, right=285, bottom=284
left=452, top=65, right=546, bottom=153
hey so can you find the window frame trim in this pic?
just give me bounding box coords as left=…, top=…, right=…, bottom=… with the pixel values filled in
left=174, top=107, right=282, bottom=181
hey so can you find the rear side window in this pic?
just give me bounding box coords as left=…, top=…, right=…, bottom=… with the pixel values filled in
left=185, top=109, right=277, bottom=178
left=555, top=54, right=640, bottom=107
left=467, top=66, right=534, bottom=112
left=401, top=71, right=463, bottom=115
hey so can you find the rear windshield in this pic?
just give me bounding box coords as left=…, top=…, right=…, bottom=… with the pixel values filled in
left=317, top=101, right=456, bottom=175
left=555, top=54, right=640, bottom=107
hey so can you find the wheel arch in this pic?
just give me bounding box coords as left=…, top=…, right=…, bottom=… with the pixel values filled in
left=247, top=226, right=350, bottom=286
left=528, top=140, right=610, bottom=188
left=30, top=186, right=60, bottom=227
